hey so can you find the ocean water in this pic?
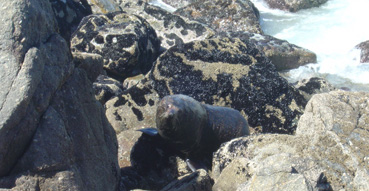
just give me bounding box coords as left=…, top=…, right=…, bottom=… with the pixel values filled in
left=151, top=0, right=369, bottom=91
left=250, top=0, right=369, bottom=91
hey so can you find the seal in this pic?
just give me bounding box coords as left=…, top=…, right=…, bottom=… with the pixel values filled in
left=140, top=94, right=249, bottom=170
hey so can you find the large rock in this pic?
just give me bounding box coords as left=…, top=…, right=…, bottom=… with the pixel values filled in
left=0, top=0, right=120, bottom=189
left=71, top=11, right=161, bottom=79
left=264, top=0, right=328, bottom=12
left=218, top=31, right=317, bottom=70
left=355, top=40, right=369, bottom=63
left=174, top=0, right=263, bottom=34
left=94, top=74, right=124, bottom=104
left=121, top=1, right=215, bottom=50
left=212, top=91, right=369, bottom=190
left=106, top=37, right=306, bottom=136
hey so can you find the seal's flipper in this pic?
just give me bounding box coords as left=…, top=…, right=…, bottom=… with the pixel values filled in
left=137, top=128, right=159, bottom=136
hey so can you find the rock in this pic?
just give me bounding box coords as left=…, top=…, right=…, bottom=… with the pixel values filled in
left=70, top=11, right=161, bottom=79
left=218, top=31, right=317, bottom=70
left=162, top=0, right=194, bottom=9
left=123, top=74, right=145, bottom=89
left=149, top=37, right=306, bottom=134
left=294, top=77, right=336, bottom=102
left=121, top=2, right=215, bottom=50
left=0, top=0, right=68, bottom=176
left=161, top=169, right=213, bottom=191
left=174, top=0, right=263, bottom=34
left=0, top=0, right=120, bottom=189
left=105, top=79, right=159, bottom=134
left=94, top=74, right=124, bottom=104
left=212, top=91, right=369, bottom=191
left=73, top=52, right=104, bottom=82
left=50, top=0, right=92, bottom=41
left=87, top=0, right=122, bottom=13
left=106, top=37, right=307, bottom=135
left=264, top=0, right=328, bottom=12
left=117, top=130, right=142, bottom=168
left=355, top=40, right=369, bottom=63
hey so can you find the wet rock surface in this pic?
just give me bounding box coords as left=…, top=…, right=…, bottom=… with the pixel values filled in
left=218, top=31, right=317, bottom=70
left=174, top=0, right=263, bottom=34
left=356, top=40, right=369, bottom=63
left=265, top=0, right=329, bottom=12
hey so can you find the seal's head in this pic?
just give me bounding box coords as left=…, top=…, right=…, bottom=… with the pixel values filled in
left=156, top=95, right=208, bottom=155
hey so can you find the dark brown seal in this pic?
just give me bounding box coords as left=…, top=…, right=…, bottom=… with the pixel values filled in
left=155, top=94, right=249, bottom=168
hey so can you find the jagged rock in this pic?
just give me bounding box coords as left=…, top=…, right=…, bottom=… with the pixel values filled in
left=121, top=1, right=215, bottom=50
left=294, top=77, right=336, bottom=102
left=355, top=40, right=369, bottom=63
left=218, top=31, right=317, bottom=70
left=211, top=91, right=369, bottom=191
left=50, top=0, right=92, bottom=41
left=0, top=0, right=120, bottom=189
left=87, top=0, right=122, bottom=13
left=161, top=169, right=213, bottom=191
left=174, top=0, right=262, bottom=34
left=264, top=0, right=328, bottom=12
left=71, top=11, right=161, bottom=79
left=0, top=0, right=66, bottom=176
left=94, top=75, right=124, bottom=104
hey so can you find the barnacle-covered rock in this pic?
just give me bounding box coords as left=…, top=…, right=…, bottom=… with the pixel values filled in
left=71, top=11, right=161, bottom=78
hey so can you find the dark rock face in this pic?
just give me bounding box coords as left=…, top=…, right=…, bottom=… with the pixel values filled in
left=174, top=0, right=263, bottom=34
left=70, top=11, right=161, bottom=79
left=49, top=0, right=92, bottom=41
left=0, top=0, right=120, bottom=189
left=355, top=40, right=369, bottom=63
left=265, top=0, right=328, bottom=12
left=122, top=2, right=215, bottom=50
left=150, top=37, right=306, bottom=134
left=218, top=31, right=317, bottom=70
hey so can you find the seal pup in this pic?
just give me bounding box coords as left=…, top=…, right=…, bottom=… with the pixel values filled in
left=140, top=94, right=249, bottom=170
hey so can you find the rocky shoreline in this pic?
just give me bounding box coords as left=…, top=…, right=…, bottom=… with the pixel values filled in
left=1, top=0, right=368, bottom=190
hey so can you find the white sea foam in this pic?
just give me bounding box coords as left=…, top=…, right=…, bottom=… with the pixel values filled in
left=250, top=0, right=369, bottom=91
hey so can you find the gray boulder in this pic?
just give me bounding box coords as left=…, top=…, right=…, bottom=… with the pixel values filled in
left=0, top=0, right=120, bottom=190
left=70, top=11, right=161, bottom=79
left=355, top=40, right=369, bottom=63
left=212, top=90, right=369, bottom=190
left=264, top=0, right=328, bottom=12
left=218, top=31, right=317, bottom=70
left=174, top=0, right=263, bottom=34
left=161, top=169, right=213, bottom=191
